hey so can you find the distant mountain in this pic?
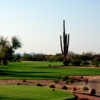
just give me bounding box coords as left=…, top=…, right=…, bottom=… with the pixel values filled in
left=15, top=52, right=36, bottom=57
left=30, top=52, right=36, bottom=56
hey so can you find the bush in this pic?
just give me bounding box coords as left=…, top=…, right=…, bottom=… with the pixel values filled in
left=71, top=58, right=82, bottom=66
left=21, top=53, right=32, bottom=61
left=63, top=76, right=69, bottom=81
left=81, top=61, right=90, bottom=66
left=92, top=57, right=100, bottom=67
left=17, top=83, right=21, bottom=85
left=80, top=99, right=89, bottom=100
left=36, top=83, right=43, bottom=87
left=82, top=86, right=89, bottom=90
left=65, top=79, right=75, bottom=84
left=49, top=84, right=55, bottom=88
left=54, top=79, right=59, bottom=84
left=66, top=79, right=72, bottom=84
left=73, top=87, right=77, bottom=91
left=90, top=89, right=96, bottom=95
left=23, top=80, right=26, bottom=82
left=63, top=59, right=70, bottom=66
left=64, top=98, right=77, bottom=100
left=62, top=85, right=68, bottom=90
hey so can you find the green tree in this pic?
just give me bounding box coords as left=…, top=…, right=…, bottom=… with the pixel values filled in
left=0, top=36, right=9, bottom=65
left=11, top=36, right=21, bottom=49
left=0, top=36, right=22, bottom=65
left=8, top=36, right=22, bottom=61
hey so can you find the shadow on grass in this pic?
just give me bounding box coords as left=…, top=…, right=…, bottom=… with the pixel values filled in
left=0, top=70, right=61, bottom=79
left=0, top=96, right=32, bottom=100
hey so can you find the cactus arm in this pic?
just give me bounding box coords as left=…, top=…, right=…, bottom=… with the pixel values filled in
left=67, top=34, right=70, bottom=50
left=66, top=34, right=70, bottom=56
left=64, top=34, right=67, bottom=55
left=63, top=20, right=66, bottom=55
left=60, top=35, right=64, bottom=54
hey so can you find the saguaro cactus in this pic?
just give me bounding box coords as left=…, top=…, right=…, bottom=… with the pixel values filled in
left=60, top=20, right=70, bottom=65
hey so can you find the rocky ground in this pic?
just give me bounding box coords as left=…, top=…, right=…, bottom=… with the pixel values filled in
left=0, top=76, right=100, bottom=100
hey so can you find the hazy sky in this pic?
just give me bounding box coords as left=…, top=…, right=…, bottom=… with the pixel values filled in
left=0, top=0, right=100, bottom=54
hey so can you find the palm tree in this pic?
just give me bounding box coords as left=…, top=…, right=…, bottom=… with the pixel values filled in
left=0, top=36, right=22, bottom=65
left=0, top=36, right=9, bottom=65
left=8, top=36, right=22, bottom=61
left=11, top=36, right=21, bottom=50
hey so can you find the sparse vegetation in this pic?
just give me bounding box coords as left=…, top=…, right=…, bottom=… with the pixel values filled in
left=49, top=84, right=55, bottom=88
left=63, top=76, right=69, bottom=81
left=66, top=79, right=74, bottom=84
left=92, top=55, right=100, bottom=67
left=80, top=99, right=89, bottom=100
left=90, top=89, right=96, bottom=96
left=54, top=79, right=59, bottom=84
left=82, top=86, right=89, bottom=90
left=36, top=83, right=43, bottom=87
left=62, top=85, right=68, bottom=90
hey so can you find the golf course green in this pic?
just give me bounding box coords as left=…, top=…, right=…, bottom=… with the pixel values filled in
left=0, top=85, right=75, bottom=100
left=0, top=61, right=100, bottom=79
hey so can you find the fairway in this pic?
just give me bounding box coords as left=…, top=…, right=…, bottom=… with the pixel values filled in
left=0, top=85, right=75, bottom=100
left=0, top=61, right=100, bottom=79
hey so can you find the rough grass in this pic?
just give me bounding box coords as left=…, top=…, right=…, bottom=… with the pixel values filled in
left=0, top=85, right=75, bottom=100
left=0, top=61, right=100, bottom=79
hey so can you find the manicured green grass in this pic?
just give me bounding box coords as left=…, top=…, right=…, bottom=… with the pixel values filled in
left=0, top=61, right=100, bottom=79
left=0, top=85, right=75, bottom=100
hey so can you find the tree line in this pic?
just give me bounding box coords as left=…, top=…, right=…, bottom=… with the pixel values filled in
left=0, top=35, right=100, bottom=67
left=15, top=52, right=100, bottom=66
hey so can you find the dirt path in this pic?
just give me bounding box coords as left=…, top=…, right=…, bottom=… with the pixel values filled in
left=0, top=80, right=53, bottom=85
left=74, top=93, right=100, bottom=100
left=68, top=76, right=100, bottom=80
left=0, top=79, right=100, bottom=100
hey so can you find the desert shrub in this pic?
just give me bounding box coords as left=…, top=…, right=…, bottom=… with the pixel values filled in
left=90, top=89, right=96, bottom=95
left=80, top=53, right=93, bottom=61
left=63, top=76, right=69, bottom=81
left=21, top=53, right=32, bottom=61
left=48, top=55, right=57, bottom=62
left=49, top=84, right=55, bottom=88
left=54, top=79, right=59, bottom=84
left=23, top=80, right=26, bottom=82
left=36, top=83, right=43, bottom=87
left=32, top=54, right=48, bottom=61
left=17, top=83, right=21, bottom=85
left=62, top=85, right=68, bottom=90
left=73, top=87, right=77, bottom=91
left=82, top=86, right=89, bottom=90
left=64, top=98, right=77, bottom=100
left=81, top=61, right=90, bottom=66
left=48, top=54, right=63, bottom=62
left=92, top=57, right=100, bottom=67
left=65, top=79, right=75, bottom=84
left=80, top=98, right=89, bottom=100
left=66, top=79, right=72, bottom=84
left=71, top=58, right=82, bottom=66
left=63, top=58, right=71, bottom=66
left=55, top=54, right=63, bottom=61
